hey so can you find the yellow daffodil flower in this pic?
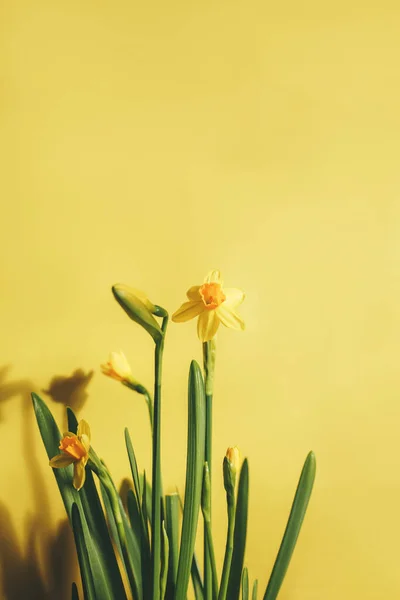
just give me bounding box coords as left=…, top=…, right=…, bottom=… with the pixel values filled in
left=49, top=420, right=91, bottom=490
left=172, top=270, right=245, bottom=342
left=101, top=351, right=137, bottom=385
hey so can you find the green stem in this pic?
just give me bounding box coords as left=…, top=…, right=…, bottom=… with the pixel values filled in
left=152, top=314, right=168, bottom=600
left=125, top=382, right=154, bottom=431
left=218, top=501, right=236, bottom=600
left=204, top=519, right=218, bottom=600
left=203, top=340, right=216, bottom=600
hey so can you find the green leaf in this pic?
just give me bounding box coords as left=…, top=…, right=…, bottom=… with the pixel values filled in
left=176, top=490, right=204, bottom=599
left=125, top=428, right=142, bottom=505
left=33, top=394, right=122, bottom=600
left=165, top=494, right=179, bottom=599
left=32, top=393, right=77, bottom=516
left=227, top=459, right=249, bottom=600
left=112, top=284, right=163, bottom=343
left=242, top=568, right=249, bottom=600
left=71, top=582, right=79, bottom=600
left=125, top=428, right=151, bottom=561
left=160, top=522, right=170, bottom=600
left=263, top=451, right=316, bottom=600
left=71, top=503, right=96, bottom=600
left=100, top=480, right=143, bottom=600
left=67, top=408, right=127, bottom=600
left=252, top=580, right=258, bottom=600
left=191, top=554, right=204, bottom=600
left=175, top=361, right=206, bottom=600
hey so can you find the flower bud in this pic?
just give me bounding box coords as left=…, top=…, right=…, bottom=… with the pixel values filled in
left=112, top=284, right=163, bottom=343
left=223, top=446, right=240, bottom=497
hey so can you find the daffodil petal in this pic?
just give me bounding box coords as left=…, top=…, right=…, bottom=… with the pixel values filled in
left=172, top=301, right=204, bottom=323
left=62, top=431, right=78, bottom=439
left=197, top=310, right=220, bottom=342
left=216, top=304, right=245, bottom=331
left=223, top=288, right=245, bottom=308
left=77, top=420, right=91, bottom=442
left=80, top=434, right=91, bottom=453
left=186, top=286, right=202, bottom=301
left=110, top=351, right=131, bottom=376
left=73, top=460, right=86, bottom=490
left=204, top=270, right=222, bottom=284
left=49, top=453, right=75, bottom=468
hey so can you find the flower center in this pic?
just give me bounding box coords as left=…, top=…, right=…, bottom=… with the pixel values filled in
left=59, top=436, right=87, bottom=461
left=199, top=283, right=226, bottom=311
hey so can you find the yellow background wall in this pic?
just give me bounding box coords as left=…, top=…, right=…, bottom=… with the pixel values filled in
left=1, top=1, right=400, bottom=598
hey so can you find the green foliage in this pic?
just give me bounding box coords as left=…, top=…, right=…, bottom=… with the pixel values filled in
left=33, top=280, right=316, bottom=600
left=263, top=452, right=316, bottom=600
left=175, top=361, right=206, bottom=600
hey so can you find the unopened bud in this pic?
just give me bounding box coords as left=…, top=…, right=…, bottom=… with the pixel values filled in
left=223, top=446, right=240, bottom=498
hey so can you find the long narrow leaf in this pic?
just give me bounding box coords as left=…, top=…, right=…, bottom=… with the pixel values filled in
left=161, top=522, right=170, bottom=600
left=125, top=431, right=151, bottom=563
left=32, top=394, right=122, bottom=600
left=263, top=451, right=316, bottom=600
left=125, top=428, right=142, bottom=505
left=165, top=494, right=179, bottom=599
left=67, top=408, right=127, bottom=600
left=101, top=479, right=143, bottom=600
left=32, top=393, right=77, bottom=516
left=191, top=555, right=204, bottom=600
left=242, top=568, right=249, bottom=600
left=176, top=489, right=204, bottom=599
left=227, top=459, right=249, bottom=600
left=252, top=580, right=258, bottom=600
left=71, top=503, right=96, bottom=600
left=175, top=361, right=206, bottom=600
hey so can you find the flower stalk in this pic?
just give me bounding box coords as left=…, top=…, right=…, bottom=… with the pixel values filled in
left=201, top=463, right=219, bottom=600
left=203, top=338, right=216, bottom=600
left=151, top=308, right=168, bottom=600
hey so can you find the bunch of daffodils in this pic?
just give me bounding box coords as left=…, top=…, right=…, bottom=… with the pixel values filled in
left=33, top=271, right=315, bottom=600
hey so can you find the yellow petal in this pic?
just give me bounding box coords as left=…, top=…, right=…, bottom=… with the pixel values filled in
left=186, top=286, right=202, bottom=301
left=49, top=453, right=74, bottom=468
left=73, top=460, right=86, bottom=490
left=172, top=301, right=204, bottom=323
left=79, top=434, right=90, bottom=453
left=216, top=304, right=245, bottom=331
left=77, top=420, right=91, bottom=443
left=110, top=351, right=132, bottom=379
left=197, top=310, right=220, bottom=342
left=224, top=288, right=245, bottom=308
left=204, top=270, right=222, bottom=284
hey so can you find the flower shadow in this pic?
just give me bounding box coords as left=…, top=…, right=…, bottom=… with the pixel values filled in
left=42, top=368, right=94, bottom=415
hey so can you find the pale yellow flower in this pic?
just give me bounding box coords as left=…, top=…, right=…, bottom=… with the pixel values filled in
left=172, top=270, right=245, bottom=342
left=101, top=351, right=136, bottom=385
left=49, top=420, right=91, bottom=490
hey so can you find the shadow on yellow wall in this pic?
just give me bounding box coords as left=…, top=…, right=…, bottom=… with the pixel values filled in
left=0, top=367, right=83, bottom=599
